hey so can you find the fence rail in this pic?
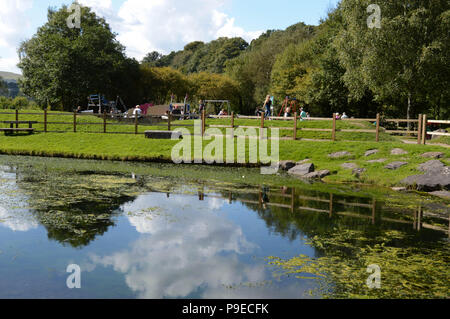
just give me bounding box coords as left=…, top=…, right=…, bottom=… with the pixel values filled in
left=0, top=110, right=448, bottom=144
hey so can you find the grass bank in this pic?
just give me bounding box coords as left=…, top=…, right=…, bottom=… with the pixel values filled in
left=0, top=132, right=448, bottom=189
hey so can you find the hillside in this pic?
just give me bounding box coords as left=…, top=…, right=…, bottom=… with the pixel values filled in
left=0, top=71, right=22, bottom=82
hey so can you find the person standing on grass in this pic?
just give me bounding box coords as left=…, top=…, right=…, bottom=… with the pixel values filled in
left=300, top=107, right=307, bottom=121
left=263, top=95, right=272, bottom=119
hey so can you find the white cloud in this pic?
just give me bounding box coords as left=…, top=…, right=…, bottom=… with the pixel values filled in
left=0, top=0, right=34, bottom=73
left=83, top=0, right=262, bottom=61
left=87, top=193, right=311, bottom=299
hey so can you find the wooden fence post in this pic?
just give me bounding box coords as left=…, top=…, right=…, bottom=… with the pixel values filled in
left=231, top=112, right=234, bottom=129
left=421, top=114, right=427, bottom=145
left=103, top=111, right=107, bottom=133
left=168, top=113, right=172, bottom=131
left=44, top=109, right=47, bottom=133
left=293, top=112, right=297, bottom=140
left=260, top=113, right=264, bottom=140
left=15, top=109, right=18, bottom=128
left=135, top=113, right=138, bottom=135
left=332, top=113, right=337, bottom=141
left=375, top=113, right=380, bottom=142
left=417, top=114, right=423, bottom=145
left=202, top=110, right=205, bottom=136
left=73, top=111, right=77, bottom=133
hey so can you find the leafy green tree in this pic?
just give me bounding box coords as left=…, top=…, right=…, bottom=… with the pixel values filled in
left=335, top=0, right=450, bottom=121
left=18, top=3, right=139, bottom=110
left=0, top=77, right=8, bottom=96
left=142, top=51, right=164, bottom=66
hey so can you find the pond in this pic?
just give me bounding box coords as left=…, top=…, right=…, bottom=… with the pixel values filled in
left=0, top=155, right=448, bottom=299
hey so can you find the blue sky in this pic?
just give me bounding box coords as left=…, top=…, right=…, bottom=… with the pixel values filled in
left=0, top=0, right=340, bottom=74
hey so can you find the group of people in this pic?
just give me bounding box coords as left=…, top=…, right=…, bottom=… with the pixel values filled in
left=335, top=112, right=349, bottom=120
left=257, top=95, right=310, bottom=120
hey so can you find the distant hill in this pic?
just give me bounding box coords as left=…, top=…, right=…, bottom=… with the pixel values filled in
left=0, top=71, right=22, bottom=82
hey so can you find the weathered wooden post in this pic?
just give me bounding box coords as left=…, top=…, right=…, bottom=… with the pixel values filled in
left=44, top=109, right=47, bottom=133
left=231, top=112, right=234, bottom=129
left=421, top=114, right=428, bottom=145
left=201, top=110, right=206, bottom=136
left=375, top=113, right=380, bottom=142
left=74, top=111, right=77, bottom=133
left=103, top=111, right=107, bottom=133
left=329, top=193, right=334, bottom=218
left=332, top=113, right=337, bottom=141
left=293, top=112, right=297, bottom=140
left=15, top=109, right=18, bottom=128
left=417, top=114, right=423, bottom=145
left=135, top=113, right=138, bottom=135
left=260, top=113, right=264, bottom=140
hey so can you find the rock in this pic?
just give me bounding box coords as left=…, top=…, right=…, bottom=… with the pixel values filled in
left=341, top=163, right=358, bottom=170
left=385, top=162, right=408, bottom=170
left=353, top=168, right=366, bottom=177
left=391, top=148, right=408, bottom=155
left=365, top=149, right=379, bottom=157
left=328, top=151, right=352, bottom=159
left=278, top=160, right=296, bottom=171
left=296, top=159, right=311, bottom=165
left=392, top=187, right=407, bottom=192
left=418, top=160, right=445, bottom=173
left=304, top=170, right=331, bottom=180
left=421, top=152, right=444, bottom=159
left=401, top=167, right=450, bottom=191
left=288, top=163, right=315, bottom=177
left=145, top=130, right=182, bottom=139
left=367, top=158, right=387, bottom=163
left=429, top=191, right=450, bottom=199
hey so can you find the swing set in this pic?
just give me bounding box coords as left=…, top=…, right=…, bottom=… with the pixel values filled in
left=278, top=96, right=300, bottom=116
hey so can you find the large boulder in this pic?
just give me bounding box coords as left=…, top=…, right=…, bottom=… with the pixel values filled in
left=418, top=160, right=445, bottom=173
left=391, top=148, right=408, bottom=155
left=365, top=149, right=379, bottom=157
left=421, top=152, right=444, bottom=159
left=367, top=158, right=387, bottom=163
left=288, top=163, right=315, bottom=177
left=385, top=162, right=408, bottom=170
left=303, top=170, right=331, bottom=180
left=278, top=160, right=296, bottom=171
left=401, top=166, right=450, bottom=191
left=328, top=151, right=352, bottom=159
left=341, top=163, right=358, bottom=170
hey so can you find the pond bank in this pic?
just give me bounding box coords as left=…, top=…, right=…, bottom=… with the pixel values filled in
left=0, top=132, right=449, bottom=195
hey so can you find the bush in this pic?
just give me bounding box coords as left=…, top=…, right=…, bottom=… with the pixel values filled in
left=0, top=96, right=40, bottom=110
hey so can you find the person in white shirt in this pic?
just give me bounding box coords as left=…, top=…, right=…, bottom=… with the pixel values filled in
left=133, top=105, right=142, bottom=118
left=341, top=112, right=349, bottom=119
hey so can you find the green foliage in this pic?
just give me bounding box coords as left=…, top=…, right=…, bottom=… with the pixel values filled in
left=0, top=96, right=39, bottom=110
left=0, top=77, right=7, bottom=96
left=335, top=0, right=450, bottom=120
left=18, top=3, right=140, bottom=110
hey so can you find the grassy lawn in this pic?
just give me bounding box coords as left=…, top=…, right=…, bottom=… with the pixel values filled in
left=0, top=111, right=399, bottom=141
left=0, top=130, right=448, bottom=188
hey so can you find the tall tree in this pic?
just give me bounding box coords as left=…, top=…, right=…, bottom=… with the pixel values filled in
left=336, top=0, right=450, bottom=121
left=0, top=77, right=8, bottom=96
left=18, top=3, right=138, bottom=110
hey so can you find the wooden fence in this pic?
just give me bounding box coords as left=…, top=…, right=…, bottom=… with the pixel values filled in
left=1, top=109, right=449, bottom=144
left=187, top=186, right=450, bottom=236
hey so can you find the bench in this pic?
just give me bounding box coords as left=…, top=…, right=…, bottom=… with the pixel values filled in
left=145, top=130, right=183, bottom=140
left=0, top=128, right=35, bottom=136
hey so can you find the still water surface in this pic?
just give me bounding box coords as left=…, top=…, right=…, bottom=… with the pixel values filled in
left=0, top=155, right=448, bottom=298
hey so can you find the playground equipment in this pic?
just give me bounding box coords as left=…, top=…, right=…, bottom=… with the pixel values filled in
left=87, top=94, right=127, bottom=114
left=278, top=96, right=300, bottom=116
left=204, top=100, right=231, bottom=115
left=170, top=93, right=191, bottom=117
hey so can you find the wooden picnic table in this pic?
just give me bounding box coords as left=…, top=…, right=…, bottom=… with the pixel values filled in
left=0, top=121, right=38, bottom=135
